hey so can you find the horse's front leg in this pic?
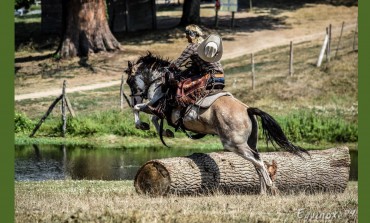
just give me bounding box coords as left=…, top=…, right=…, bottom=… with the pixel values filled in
left=151, top=116, right=174, bottom=138
left=133, top=103, right=150, bottom=130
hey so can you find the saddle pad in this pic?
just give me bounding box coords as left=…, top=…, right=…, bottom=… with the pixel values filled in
left=195, top=92, right=233, bottom=108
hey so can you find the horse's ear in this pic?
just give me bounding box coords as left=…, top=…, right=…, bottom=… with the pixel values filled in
left=125, top=61, right=133, bottom=75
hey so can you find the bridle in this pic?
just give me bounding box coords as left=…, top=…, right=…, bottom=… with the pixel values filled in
left=128, top=74, right=163, bottom=106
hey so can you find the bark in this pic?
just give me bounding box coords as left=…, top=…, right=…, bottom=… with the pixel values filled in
left=134, top=147, right=350, bottom=196
left=179, top=0, right=201, bottom=26
left=59, top=0, right=121, bottom=58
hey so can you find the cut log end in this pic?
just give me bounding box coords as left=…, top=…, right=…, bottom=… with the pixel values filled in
left=134, top=161, right=171, bottom=196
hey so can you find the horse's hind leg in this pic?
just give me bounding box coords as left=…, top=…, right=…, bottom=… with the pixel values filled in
left=247, top=115, right=258, bottom=151
left=246, top=111, right=276, bottom=194
left=230, top=145, right=273, bottom=195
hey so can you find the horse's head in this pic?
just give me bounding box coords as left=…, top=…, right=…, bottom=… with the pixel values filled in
left=125, top=60, right=146, bottom=107
left=124, top=53, right=171, bottom=107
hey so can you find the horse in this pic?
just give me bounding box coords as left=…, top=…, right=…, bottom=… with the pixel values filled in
left=124, top=52, right=309, bottom=195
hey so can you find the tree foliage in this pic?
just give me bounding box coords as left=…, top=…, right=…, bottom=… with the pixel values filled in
left=15, top=0, right=32, bottom=9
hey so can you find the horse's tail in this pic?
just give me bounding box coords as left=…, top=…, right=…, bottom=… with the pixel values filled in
left=247, top=107, right=310, bottom=159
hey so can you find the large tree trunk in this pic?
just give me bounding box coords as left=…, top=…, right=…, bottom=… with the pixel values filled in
left=134, top=147, right=350, bottom=196
left=59, top=0, right=121, bottom=58
left=179, top=0, right=201, bottom=26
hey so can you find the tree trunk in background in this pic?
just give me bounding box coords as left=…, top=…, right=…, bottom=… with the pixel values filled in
left=58, top=0, right=121, bottom=58
left=179, top=0, right=201, bottom=26
left=134, top=147, right=350, bottom=196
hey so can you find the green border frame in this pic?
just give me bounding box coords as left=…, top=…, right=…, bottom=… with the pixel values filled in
left=0, top=1, right=14, bottom=223
left=358, top=0, right=367, bottom=222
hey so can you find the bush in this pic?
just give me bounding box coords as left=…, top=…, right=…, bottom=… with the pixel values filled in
left=261, top=110, right=358, bottom=143
left=89, top=110, right=157, bottom=137
left=66, top=117, right=102, bottom=136
left=15, top=112, right=34, bottom=134
left=65, top=110, right=157, bottom=137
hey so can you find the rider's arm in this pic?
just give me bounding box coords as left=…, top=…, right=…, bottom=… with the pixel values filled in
left=171, top=43, right=196, bottom=68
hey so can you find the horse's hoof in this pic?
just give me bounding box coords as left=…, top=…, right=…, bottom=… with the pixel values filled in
left=164, top=129, right=174, bottom=138
left=270, top=186, right=280, bottom=196
left=136, top=122, right=150, bottom=130
left=259, top=191, right=268, bottom=196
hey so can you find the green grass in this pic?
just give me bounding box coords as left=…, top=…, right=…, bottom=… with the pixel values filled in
left=15, top=106, right=358, bottom=147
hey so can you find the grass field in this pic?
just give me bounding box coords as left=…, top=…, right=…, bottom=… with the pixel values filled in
left=15, top=180, right=358, bottom=223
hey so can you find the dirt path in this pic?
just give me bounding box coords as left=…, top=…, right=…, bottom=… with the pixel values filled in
left=15, top=4, right=357, bottom=101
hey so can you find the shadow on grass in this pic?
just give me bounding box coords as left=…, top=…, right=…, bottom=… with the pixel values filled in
left=15, top=53, right=53, bottom=63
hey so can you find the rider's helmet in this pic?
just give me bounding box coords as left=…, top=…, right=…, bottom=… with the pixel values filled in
left=185, top=24, right=204, bottom=44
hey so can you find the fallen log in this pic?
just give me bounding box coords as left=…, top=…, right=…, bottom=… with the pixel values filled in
left=134, top=147, right=350, bottom=196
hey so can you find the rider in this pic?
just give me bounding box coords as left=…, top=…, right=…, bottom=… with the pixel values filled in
left=169, top=24, right=225, bottom=105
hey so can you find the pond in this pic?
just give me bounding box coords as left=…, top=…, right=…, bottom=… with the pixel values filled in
left=15, top=145, right=358, bottom=181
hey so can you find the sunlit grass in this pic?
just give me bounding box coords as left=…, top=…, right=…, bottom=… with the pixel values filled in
left=15, top=180, right=358, bottom=223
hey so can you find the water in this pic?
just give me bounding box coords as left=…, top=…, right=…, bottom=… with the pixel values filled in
left=15, top=145, right=219, bottom=181
left=15, top=145, right=358, bottom=181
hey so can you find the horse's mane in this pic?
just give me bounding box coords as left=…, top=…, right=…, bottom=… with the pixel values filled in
left=136, top=52, right=171, bottom=71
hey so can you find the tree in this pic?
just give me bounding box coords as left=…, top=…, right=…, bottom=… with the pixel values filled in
left=56, top=0, right=121, bottom=58
left=179, top=0, right=201, bottom=26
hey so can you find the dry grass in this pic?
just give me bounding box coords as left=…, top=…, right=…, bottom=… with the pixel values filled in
left=15, top=180, right=358, bottom=223
left=222, top=32, right=358, bottom=121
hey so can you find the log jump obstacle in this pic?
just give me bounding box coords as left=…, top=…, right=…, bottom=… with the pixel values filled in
left=134, top=147, right=350, bottom=196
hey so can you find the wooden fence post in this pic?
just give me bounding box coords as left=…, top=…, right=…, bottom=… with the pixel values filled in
left=289, top=41, right=293, bottom=76
left=29, top=95, right=63, bottom=137
left=64, top=96, right=76, bottom=118
left=61, top=80, right=67, bottom=137
left=327, top=24, right=332, bottom=63
left=353, top=18, right=358, bottom=51
left=120, top=75, right=132, bottom=109
left=251, top=53, right=255, bottom=90
left=317, top=32, right=329, bottom=67
left=120, top=75, right=125, bottom=111
left=231, top=12, right=235, bottom=28
left=29, top=80, right=76, bottom=137
left=335, top=21, right=345, bottom=59
left=249, top=0, right=253, bottom=12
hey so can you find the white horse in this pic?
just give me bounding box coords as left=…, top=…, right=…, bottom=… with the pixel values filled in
left=125, top=53, right=309, bottom=194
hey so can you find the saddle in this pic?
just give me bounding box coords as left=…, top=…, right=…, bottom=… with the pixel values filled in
left=176, top=73, right=225, bottom=107
left=150, top=71, right=225, bottom=123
